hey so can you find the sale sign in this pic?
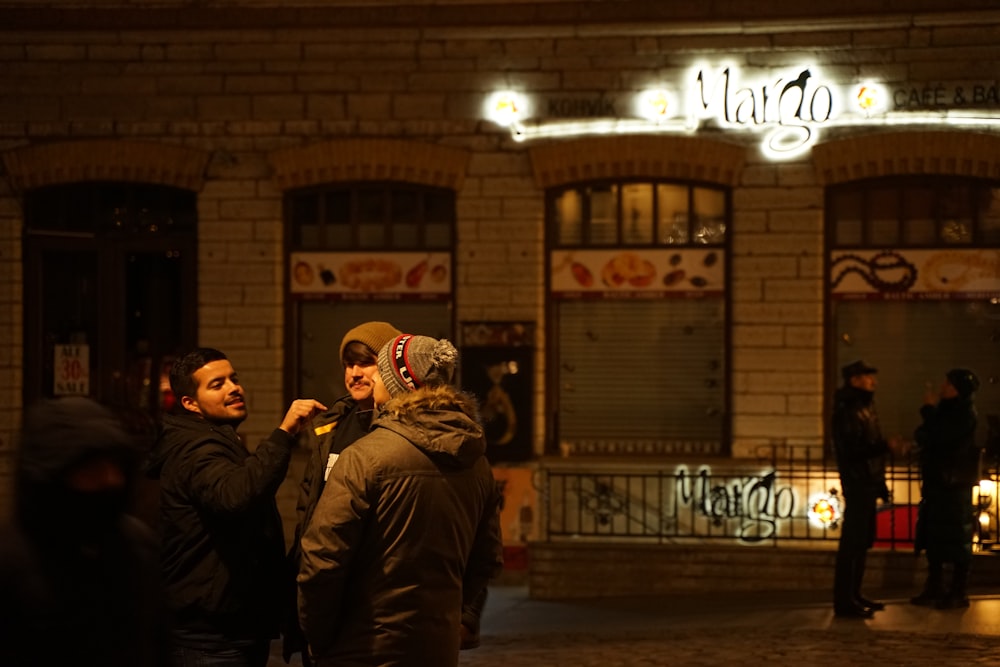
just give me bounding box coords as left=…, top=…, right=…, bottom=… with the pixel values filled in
left=54, top=344, right=90, bottom=396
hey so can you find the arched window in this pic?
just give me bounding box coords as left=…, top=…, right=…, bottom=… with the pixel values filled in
left=547, top=178, right=731, bottom=456
left=23, top=181, right=197, bottom=419
left=827, top=175, right=1000, bottom=438
left=285, top=182, right=455, bottom=403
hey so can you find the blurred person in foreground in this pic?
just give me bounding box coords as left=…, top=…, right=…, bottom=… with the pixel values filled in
left=831, top=360, right=899, bottom=619
left=146, top=347, right=326, bottom=667
left=282, top=321, right=401, bottom=665
left=911, top=368, right=981, bottom=609
left=0, top=396, right=168, bottom=667
left=298, top=334, right=503, bottom=666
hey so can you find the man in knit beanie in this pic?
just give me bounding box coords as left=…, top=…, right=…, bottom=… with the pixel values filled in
left=374, top=333, right=460, bottom=402
left=299, top=333, right=503, bottom=666
left=283, top=321, right=401, bottom=665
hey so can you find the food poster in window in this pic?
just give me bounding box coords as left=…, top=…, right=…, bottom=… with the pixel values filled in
left=289, top=251, right=451, bottom=300
left=830, top=248, right=1000, bottom=299
left=550, top=248, right=724, bottom=298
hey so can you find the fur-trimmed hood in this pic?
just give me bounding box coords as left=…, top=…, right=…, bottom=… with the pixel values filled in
left=372, top=384, right=486, bottom=469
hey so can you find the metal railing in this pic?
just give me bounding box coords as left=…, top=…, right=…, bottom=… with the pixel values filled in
left=540, top=445, right=1000, bottom=552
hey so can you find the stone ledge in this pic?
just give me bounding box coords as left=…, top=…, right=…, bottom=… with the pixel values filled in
left=528, top=541, right=1000, bottom=599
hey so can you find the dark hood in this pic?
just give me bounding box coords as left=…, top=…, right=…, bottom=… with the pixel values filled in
left=15, top=397, right=140, bottom=532
left=373, top=385, right=486, bottom=469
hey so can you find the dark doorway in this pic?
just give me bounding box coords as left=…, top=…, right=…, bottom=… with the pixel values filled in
left=23, top=182, right=197, bottom=427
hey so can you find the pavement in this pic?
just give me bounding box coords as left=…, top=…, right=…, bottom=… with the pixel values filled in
left=271, top=585, right=1000, bottom=666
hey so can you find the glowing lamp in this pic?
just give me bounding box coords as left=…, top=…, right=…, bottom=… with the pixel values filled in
left=486, top=91, right=525, bottom=127
left=855, top=82, right=886, bottom=114
left=808, top=492, right=841, bottom=529
left=638, top=89, right=674, bottom=121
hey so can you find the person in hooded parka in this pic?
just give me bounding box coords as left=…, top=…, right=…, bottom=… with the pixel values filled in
left=0, top=396, right=169, bottom=667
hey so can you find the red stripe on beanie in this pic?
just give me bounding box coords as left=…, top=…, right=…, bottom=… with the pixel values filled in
left=391, top=335, right=423, bottom=391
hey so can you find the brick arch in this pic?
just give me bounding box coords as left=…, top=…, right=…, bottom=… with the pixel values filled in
left=528, top=135, right=746, bottom=189
left=1, top=139, right=211, bottom=192
left=269, top=138, right=471, bottom=191
left=813, top=131, right=1000, bottom=185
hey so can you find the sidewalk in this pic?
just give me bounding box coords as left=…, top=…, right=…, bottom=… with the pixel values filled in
left=272, top=585, right=1000, bottom=666
left=457, top=586, right=1000, bottom=666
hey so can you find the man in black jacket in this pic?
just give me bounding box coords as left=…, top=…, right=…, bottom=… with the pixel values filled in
left=831, top=360, right=895, bottom=619
left=146, top=347, right=325, bottom=667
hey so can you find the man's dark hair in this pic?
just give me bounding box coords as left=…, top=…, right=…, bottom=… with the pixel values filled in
left=169, top=348, right=228, bottom=401
left=342, top=341, right=377, bottom=368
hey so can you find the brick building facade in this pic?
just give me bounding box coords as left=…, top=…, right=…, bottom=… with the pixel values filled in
left=1, top=2, right=999, bottom=586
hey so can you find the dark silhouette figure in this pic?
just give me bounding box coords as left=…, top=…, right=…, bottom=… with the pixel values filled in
left=911, top=368, right=981, bottom=609
left=0, top=397, right=169, bottom=667
left=831, top=360, right=892, bottom=619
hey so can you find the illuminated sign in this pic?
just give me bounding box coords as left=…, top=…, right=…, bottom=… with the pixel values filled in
left=485, top=64, right=1000, bottom=160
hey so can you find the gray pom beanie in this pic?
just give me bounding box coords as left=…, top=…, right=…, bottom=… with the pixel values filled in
left=377, top=334, right=459, bottom=399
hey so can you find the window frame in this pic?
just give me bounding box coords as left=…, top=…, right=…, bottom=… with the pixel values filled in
left=545, top=177, right=733, bottom=457
left=827, top=175, right=998, bottom=249
left=824, top=173, right=1000, bottom=458
left=283, top=181, right=458, bottom=404
left=286, top=181, right=456, bottom=251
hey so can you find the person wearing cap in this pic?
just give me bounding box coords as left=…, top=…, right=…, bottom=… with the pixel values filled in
left=0, top=397, right=169, bottom=667
left=831, top=359, right=894, bottom=619
left=910, top=368, right=981, bottom=609
left=282, top=320, right=401, bottom=665
left=297, top=334, right=504, bottom=667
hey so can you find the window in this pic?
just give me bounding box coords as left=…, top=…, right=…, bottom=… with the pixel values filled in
left=23, top=182, right=197, bottom=420
left=285, top=183, right=456, bottom=404
left=548, top=179, right=730, bottom=456
left=550, top=181, right=727, bottom=248
left=827, top=175, right=1000, bottom=443
left=288, top=183, right=455, bottom=251
left=829, top=176, right=999, bottom=248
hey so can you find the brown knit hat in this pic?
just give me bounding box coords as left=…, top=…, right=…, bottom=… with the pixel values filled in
left=339, top=321, right=402, bottom=362
left=377, top=334, right=459, bottom=399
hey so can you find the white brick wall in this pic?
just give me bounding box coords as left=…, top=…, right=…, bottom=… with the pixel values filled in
left=1, top=1, right=999, bottom=515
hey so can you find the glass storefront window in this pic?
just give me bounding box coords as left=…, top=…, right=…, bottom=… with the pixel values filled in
left=588, top=184, right=618, bottom=244
left=902, top=188, right=936, bottom=245
left=869, top=187, right=899, bottom=246
left=827, top=174, right=1000, bottom=457
left=979, top=188, right=1000, bottom=243
left=554, top=188, right=583, bottom=245
left=621, top=183, right=653, bottom=245
left=829, top=176, right=996, bottom=247
left=549, top=180, right=727, bottom=249
left=835, top=300, right=1000, bottom=441
left=288, top=184, right=454, bottom=251
left=657, top=184, right=689, bottom=244
left=285, top=182, right=456, bottom=401
left=692, top=187, right=726, bottom=245
left=832, top=190, right=864, bottom=245
left=548, top=177, right=731, bottom=455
